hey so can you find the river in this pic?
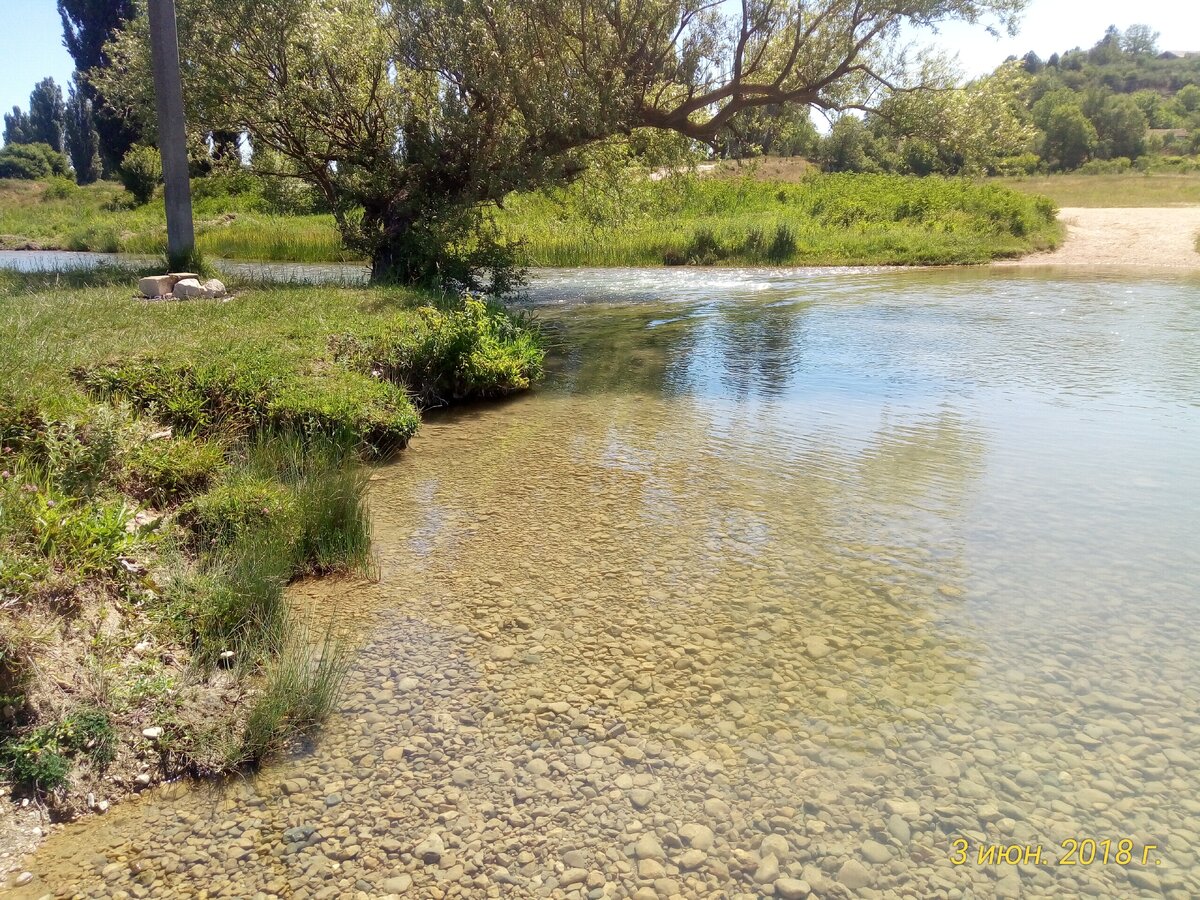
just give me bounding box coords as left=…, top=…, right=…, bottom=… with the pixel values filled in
left=9, top=266, right=1200, bottom=898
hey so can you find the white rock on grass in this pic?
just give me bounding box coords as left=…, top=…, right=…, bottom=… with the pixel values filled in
left=173, top=278, right=207, bottom=299
left=138, top=275, right=173, bottom=298
left=203, top=278, right=226, bottom=297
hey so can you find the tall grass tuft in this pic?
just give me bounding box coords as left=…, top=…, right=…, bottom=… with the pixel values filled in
left=168, top=431, right=372, bottom=669
left=231, top=629, right=351, bottom=767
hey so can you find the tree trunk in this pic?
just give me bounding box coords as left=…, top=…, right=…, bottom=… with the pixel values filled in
left=147, top=0, right=195, bottom=270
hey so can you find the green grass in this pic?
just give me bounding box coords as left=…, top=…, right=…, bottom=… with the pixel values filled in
left=0, top=272, right=544, bottom=796
left=496, top=173, right=1061, bottom=267
left=0, top=171, right=1060, bottom=267
left=0, top=179, right=348, bottom=261
left=994, top=173, right=1200, bottom=207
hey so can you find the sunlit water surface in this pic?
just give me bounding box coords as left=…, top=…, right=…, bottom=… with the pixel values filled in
left=13, top=267, right=1200, bottom=899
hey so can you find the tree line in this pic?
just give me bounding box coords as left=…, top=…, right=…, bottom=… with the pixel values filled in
left=787, top=25, right=1200, bottom=176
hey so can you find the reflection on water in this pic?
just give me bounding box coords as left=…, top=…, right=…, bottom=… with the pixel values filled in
left=14, top=267, right=1200, bottom=898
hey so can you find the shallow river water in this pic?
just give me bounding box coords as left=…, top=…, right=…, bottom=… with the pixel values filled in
left=12, top=267, right=1200, bottom=899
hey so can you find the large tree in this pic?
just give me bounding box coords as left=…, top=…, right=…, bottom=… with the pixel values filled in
left=28, top=79, right=67, bottom=154
left=2, top=108, right=31, bottom=147
left=58, top=0, right=140, bottom=174
left=65, top=75, right=103, bottom=184
left=99, top=0, right=1025, bottom=288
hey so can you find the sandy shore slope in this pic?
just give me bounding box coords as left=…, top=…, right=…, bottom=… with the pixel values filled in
left=1000, top=207, right=1200, bottom=269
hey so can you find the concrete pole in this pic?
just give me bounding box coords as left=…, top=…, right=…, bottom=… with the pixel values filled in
left=147, top=0, right=195, bottom=268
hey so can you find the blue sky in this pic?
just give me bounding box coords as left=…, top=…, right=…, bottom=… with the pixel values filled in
left=1, top=0, right=1199, bottom=133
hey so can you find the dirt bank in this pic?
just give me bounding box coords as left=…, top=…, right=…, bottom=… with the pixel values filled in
left=1000, top=206, right=1200, bottom=269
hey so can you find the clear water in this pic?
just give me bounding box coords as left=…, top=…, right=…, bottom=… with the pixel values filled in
left=12, top=267, right=1200, bottom=899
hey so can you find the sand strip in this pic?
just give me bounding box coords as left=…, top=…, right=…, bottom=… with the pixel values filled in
left=1000, top=206, right=1200, bottom=269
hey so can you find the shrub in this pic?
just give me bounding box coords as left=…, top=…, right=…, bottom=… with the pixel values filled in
left=119, top=145, right=163, bottom=205
left=685, top=227, right=730, bottom=264
left=42, top=176, right=77, bottom=200
left=0, top=143, right=71, bottom=180
left=329, top=298, right=544, bottom=407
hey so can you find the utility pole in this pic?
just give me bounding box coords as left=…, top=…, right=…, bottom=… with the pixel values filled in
left=147, top=0, right=195, bottom=269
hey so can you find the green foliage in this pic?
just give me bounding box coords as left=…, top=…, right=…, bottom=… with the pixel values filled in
left=119, top=145, right=162, bottom=205
left=870, top=62, right=1038, bottom=176
left=242, top=434, right=372, bottom=574
left=228, top=632, right=349, bottom=767
left=499, top=172, right=1061, bottom=267
left=65, top=75, right=102, bottom=185
left=0, top=143, right=71, bottom=180
left=43, top=176, right=78, bottom=200
left=179, top=474, right=294, bottom=549
left=3, top=107, right=32, bottom=146
left=1039, top=105, right=1098, bottom=171
left=1090, top=95, right=1148, bottom=160
left=75, top=358, right=421, bottom=458
left=166, top=436, right=370, bottom=667
left=0, top=467, right=136, bottom=581
left=27, top=78, right=67, bottom=154
left=818, top=118, right=880, bottom=174
left=125, top=434, right=226, bottom=505
left=330, top=298, right=544, bottom=407
left=2, top=706, right=116, bottom=793
left=58, top=0, right=139, bottom=173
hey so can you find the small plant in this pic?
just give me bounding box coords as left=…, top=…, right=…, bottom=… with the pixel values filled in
left=118, top=145, right=163, bottom=206
left=179, top=474, right=295, bottom=549
left=2, top=706, right=116, bottom=793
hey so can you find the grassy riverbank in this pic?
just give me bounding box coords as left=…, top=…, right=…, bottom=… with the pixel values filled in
left=498, top=173, right=1059, bottom=266
left=0, top=172, right=1060, bottom=267
left=0, top=268, right=543, bottom=819
left=0, top=179, right=347, bottom=262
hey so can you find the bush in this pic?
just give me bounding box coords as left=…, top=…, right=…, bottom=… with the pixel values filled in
left=329, top=298, right=544, bottom=408
left=42, top=176, right=78, bottom=200
left=0, top=143, right=71, bottom=180
left=119, top=145, right=163, bottom=205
